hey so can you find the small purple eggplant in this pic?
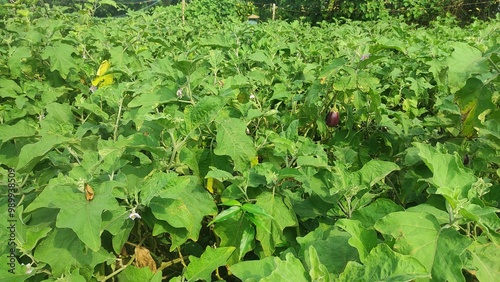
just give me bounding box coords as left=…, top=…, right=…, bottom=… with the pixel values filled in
left=325, top=111, right=340, bottom=127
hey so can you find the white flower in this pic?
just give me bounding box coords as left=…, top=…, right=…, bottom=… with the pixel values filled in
left=249, top=94, right=255, bottom=99
left=128, top=209, right=141, bottom=220
left=89, top=85, right=98, bottom=93
left=176, top=88, right=183, bottom=99
left=22, top=263, right=33, bottom=274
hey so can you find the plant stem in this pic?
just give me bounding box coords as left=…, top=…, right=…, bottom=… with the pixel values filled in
left=113, top=97, right=124, bottom=142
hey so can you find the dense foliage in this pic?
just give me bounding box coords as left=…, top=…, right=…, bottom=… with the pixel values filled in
left=0, top=2, right=499, bottom=281
left=5, top=0, right=499, bottom=24
left=255, top=0, right=499, bottom=24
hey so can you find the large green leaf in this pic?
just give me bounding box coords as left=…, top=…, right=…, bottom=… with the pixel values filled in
left=54, top=184, right=120, bottom=251
left=306, top=246, right=331, bottom=282
left=336, top=219, right=377, bottom=263
left=454, top=78, right=494, bottom=137
left=7, top=46, right=31, bottom=79
left=16, top=135, right=73, bottom=173
left=339, top=244, right=429, bottom=282
left=41, top=42, right=78, bottom=79
left=355, top=159, right=400, bottom=187
left=213, top=215, right=254, bottom=264
left=185, top=246, right=235, bottom=282
left=255, top=192, right=297, bottom=256
left=351, top=198, right=404, bottom=228
left=0, top=120, right=37, bottom=142
left=230, top=253, right=309, bottom=282
left=147, top=174, right=217, bottom=247
left=297, top=225, right=358, bottom=275
left=446, top=42, right=489, bottom=93
left=214, top=117, right=256, bottom=172
left=375, top=211, right=471, bottom=281
left=185, top=96, right=224, bottom=129
left=34, top=228, right=114, bottom=277
left=39, top=102, right=75, bottom=136
left=415, top=142, right=476, bottom=206
left=117, top=265, right=162, bottom=282
left=467, top=242, right=500, bottom=282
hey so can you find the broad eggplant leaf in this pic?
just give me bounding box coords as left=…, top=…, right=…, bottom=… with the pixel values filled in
left=339, top=244, right=429, bottom=282
left=255, top=192, right=297, bottom=256
left=34, top=228, right=114, bottom=277
left=185, top=246, right=235, bottom=282
left=375, top=211, right=472, bottom=281
left=214, top=117, right=257, bottom=172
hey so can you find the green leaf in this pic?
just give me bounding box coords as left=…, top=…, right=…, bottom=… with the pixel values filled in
left=261, top=253, right=308, bottom=282
left=229, top=256, right=279, bottom=281
left=61, top=269, right=87, bottom=282
left=41, top=42, right=78, bottom=79
left=297, top=226, right=358, bottom=274
left=248, top=51, right=274, bottom=68
left=0, top=120, right=37, bottom=142
left=230, top=253, right=309, bottom=282
left=351, top=198, right=404, bottom=228
left=446, top=42, right=489, bottom=93
left=140, top=172, right=186, bottom=206
left=16, top=135, right=73, bottom=173
left=339, top=244, right=429, bottom=282
left=34, top=228, right=114, bottom=277
left=454, top=78, right=494, bottom=137
left=186, top=96, right=224, bottom=129
left=375, top=211, right=472, bottom=281
left=356, top=160, right=399, bottom=187
left=54, top=184, right=120, bottom=251
left=127, top=85, right=178, bottom=108
left=206, top=166, right=235, bottom=182
left=242, top=203, right=273, bottom=218
left=0, top=78, right=23, bottom=98
left=7, top=46, right=31, bottom=79
left=214, top=215, right=254, bottom=265
left=239, top=223, right=255, bottom=261
left=414, top=142, right=476, bottom=206
left=101, top=207, right=135, bottom=254
left=0, top=254, right=33, bottom=281
left=467, top=242, right=500, bottom=282
left=336, top=219, right=377, bottom=263
left=148, top=175, right=217, bottom=247
left=306, top=246, right=331, bottom=282
left=255, top=192, right=297, bottom=256
left=208, top=206, right=242, bottom=226
left=117, top=266, right=162, bottom=282
left=185, top=246, right=235, bottom=282
left=214, top=118, right=256, bottom=172
left=39, top=102, right=75, bottom=136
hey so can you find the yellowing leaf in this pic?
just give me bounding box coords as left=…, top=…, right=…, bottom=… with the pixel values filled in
left=206, top=177, right=214, bottom=194
left=96, top=60, right=111, bottom=76
left=251, top=156, right=259, bottom=167
left=91, top=60, right=113, bottom=87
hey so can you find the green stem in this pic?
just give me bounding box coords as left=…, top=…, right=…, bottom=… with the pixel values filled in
left=113, top=97, right=124, bottom=142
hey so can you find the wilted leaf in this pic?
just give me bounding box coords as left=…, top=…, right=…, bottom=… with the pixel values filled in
left=135, top=246, right=157, bottom=272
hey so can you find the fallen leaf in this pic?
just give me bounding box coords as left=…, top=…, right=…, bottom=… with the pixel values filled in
left=135, top=246, right=157, bottom=272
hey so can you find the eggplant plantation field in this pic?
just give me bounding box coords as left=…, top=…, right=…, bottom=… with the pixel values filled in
left=0, top=3, right=499, bottom=282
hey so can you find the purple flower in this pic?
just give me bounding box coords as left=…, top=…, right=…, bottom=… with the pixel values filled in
left=360, top=54, right=370, bottom=61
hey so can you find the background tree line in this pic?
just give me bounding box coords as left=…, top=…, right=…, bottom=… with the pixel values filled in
left=2, top=0, right=499, bottom=25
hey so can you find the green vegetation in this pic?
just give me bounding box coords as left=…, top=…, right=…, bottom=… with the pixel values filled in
left=0, top=1, right=499, bottom=281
